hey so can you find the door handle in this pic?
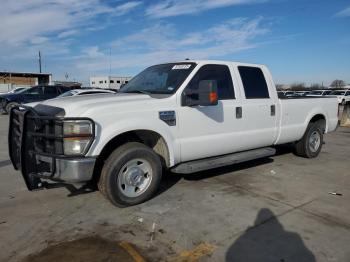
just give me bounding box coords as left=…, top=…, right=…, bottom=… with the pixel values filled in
left=236, top=107, right=242, bottom=119
left=271, top=105, right=276, bottom=116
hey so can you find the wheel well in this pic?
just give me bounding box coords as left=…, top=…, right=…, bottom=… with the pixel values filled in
left=309, top=114, right=326, bottom=132
left=91, top=130, right=170, bottom=184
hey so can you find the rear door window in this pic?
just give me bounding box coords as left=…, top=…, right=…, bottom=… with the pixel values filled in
left=238, top=66, right=270, bottom=99
left=44, top=86, right=58, bottom=97
left=26, top=87, right=43, bottom=95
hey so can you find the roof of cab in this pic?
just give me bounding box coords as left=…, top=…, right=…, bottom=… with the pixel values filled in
left=174, top=59, right=266, bottom=68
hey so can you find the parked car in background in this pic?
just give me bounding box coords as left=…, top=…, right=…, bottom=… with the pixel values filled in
left=300, top=91, right=311, bottom=96
left=306, top=90, right=332, bottom=96
left=8, top=87, right=28, bottom=94
left=0, top=85, right=77, bottom=114
left=0, top=87, right=28, bottom=95
left=277, top=91, right=285, bottom=97
left=284, top=91, right=295, bottom=97
left=58, top=88, right=117, bottom=98
left=328, top=90, right=350, bottom=105
left=293, top=91, right=306, bottom=96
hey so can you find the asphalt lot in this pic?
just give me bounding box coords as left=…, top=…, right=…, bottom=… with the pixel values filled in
left=0, top=114, right=350, bottom=262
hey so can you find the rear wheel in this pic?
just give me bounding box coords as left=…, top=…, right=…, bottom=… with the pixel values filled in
left=98, top=142, right=162, bottom=207
left=294, top=121, right=324, bottom=158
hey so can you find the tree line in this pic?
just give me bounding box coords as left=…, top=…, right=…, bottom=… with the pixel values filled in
left=276, top=80, right=347, bottom=91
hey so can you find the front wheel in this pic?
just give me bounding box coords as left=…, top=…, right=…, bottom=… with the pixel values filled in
left=294, top=121, right=324, bottom=158
left=5, top=102, right=19, bottom=114
left=98, top=142, right=162, bottom=207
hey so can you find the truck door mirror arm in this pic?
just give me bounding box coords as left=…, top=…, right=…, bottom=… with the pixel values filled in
left=181, top=80, right=218, bottom=107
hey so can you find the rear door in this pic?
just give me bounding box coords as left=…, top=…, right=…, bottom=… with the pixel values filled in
left=235, top=65, right=278, bottom=148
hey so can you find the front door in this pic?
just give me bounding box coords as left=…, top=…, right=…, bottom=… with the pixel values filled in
left=178, top=64, right=247, bottom=162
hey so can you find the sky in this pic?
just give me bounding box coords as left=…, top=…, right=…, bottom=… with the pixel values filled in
left=0, top=0, right=349, bottom=86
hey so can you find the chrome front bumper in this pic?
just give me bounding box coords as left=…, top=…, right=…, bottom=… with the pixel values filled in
left=35, top=155, right=96, bottom=183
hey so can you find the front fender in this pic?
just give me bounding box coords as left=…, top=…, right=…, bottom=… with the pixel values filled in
left=87, top=118, right=178, bottom=166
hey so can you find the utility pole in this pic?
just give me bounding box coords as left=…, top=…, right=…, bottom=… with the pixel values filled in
left=109, top=47, right=112, bottom=75
left=38, top=51, right=42, bottom=73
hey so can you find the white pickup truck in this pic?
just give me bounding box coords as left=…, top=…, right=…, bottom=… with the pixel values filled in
left=9, top=60, right=339, bottom=207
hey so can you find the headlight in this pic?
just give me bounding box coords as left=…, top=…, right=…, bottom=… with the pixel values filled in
left=63, top=120, right=94, bottom=155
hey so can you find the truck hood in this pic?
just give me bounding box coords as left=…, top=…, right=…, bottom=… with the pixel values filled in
left=32, top=93, right=168, bottom=116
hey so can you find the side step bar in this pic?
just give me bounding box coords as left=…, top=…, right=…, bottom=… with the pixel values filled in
left=171, top=147, right=276, bottom=174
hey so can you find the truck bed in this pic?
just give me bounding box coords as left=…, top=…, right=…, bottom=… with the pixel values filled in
left=276, top=96, right=339, bottom=145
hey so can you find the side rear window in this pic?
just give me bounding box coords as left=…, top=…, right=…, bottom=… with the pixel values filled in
left=186, top=64, right=235, bottom=100
left=58, top=86, right=71, bottom=94
left=44, top=86, right=58, bottom=95
left=238, top=66, right=269, bottom=99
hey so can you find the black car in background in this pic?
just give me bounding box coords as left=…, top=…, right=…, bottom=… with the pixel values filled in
left=0, top=85, right=78, bottom=114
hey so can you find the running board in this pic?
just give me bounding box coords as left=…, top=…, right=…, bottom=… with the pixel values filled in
left=171, top=147, right=276, bottom=174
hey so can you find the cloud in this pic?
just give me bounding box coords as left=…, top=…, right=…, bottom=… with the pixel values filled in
left=0, top=0, right=143, bottom=78
left=334, top=6, right=350, bottom=18
left=82, top=46, right=105, bottom=58
left=146, top=0, right=267, bottom=18
left=115, top=1, right=142, bottom=15
left=58, top=30, right=78, bottom=39
left=76, top=17, right=269, bottom=73
left=0, top=0, right=141, bottom=45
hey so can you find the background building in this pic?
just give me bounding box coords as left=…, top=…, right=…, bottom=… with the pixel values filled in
left=53, top=80, right=82, bottom=88
left=0, top=71, right=52, bottom=93
left=90, top=76, right=132, bottom=89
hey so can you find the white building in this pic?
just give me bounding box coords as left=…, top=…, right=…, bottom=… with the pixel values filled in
left=90, top=76, right=132, bottom=90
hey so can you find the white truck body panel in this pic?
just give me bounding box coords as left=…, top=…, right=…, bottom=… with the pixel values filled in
left=35, top=60, right=339, bottom=167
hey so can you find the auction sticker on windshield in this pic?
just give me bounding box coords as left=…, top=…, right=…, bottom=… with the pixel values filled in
left=172, top=64, right=192, bottom=70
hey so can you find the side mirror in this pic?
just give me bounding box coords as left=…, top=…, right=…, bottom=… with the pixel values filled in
left=182, top=80, right=218, bottom=107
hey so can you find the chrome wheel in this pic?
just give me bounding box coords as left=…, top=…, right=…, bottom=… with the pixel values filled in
left=309, top=131, right=321, bottom=153
left=117, top=158, right=153, bottom=198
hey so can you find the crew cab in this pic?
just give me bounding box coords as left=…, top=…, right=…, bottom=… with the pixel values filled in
left=8, top=60, right=339, bottom=207
left=0, top=85, right=78, bottom=114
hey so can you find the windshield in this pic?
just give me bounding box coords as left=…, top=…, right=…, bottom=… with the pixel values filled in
left=58, top=90, right=75, bottom=97
left=330, top=91, right=345, bottom=95
left=12, top=88, right=26, bottom=93
left=119, top=63, right=196, bottom=94
left=21, top=86, right=43, bottom=95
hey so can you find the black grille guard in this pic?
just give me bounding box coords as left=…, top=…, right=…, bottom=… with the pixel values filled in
left=8, top=105, right=95, bottom=190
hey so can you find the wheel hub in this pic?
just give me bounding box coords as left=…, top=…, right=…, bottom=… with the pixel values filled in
left=309, top=131, right=321, bottom=153
left=117, top=158, right=153, bottom=198
left=126, top=167, right=144, bottom=186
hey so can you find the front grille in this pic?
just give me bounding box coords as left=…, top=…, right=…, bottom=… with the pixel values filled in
left=8, top=107, right=26, bottom=170
left=9, top=107, right=43, bottom=190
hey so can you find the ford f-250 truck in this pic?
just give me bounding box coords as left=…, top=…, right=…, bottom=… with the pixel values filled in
left=8, top=60, right=339, bottom=207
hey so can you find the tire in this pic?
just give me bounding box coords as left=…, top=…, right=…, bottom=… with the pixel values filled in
left=294, top=121, right=324, bottom=158
left=98, top=142, right=162, bottom=207
left=5, top=102, right=19, bottom=114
